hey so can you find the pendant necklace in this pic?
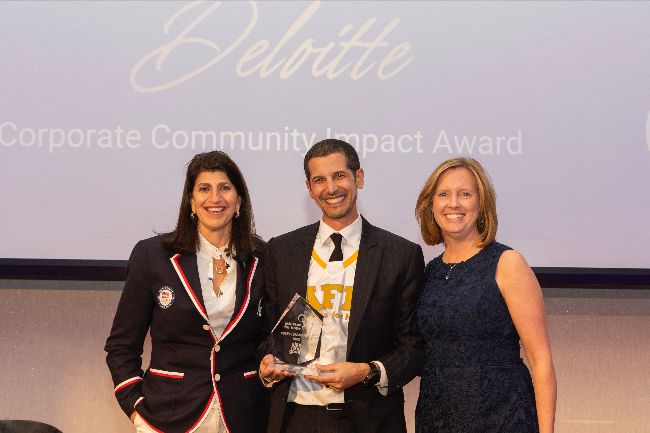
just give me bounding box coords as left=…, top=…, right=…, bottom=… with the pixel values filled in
left=445, top=263, right=458, bottom=280
left=209, top=254, right=230, bottom=298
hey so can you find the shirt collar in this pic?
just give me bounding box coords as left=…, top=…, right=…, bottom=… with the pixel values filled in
left=197, top=231, right=233, bottom=258
left=316, top=214, right=362, bottom=248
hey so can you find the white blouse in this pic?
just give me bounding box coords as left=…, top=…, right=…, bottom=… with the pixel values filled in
left=196, top=233, right=238, bottom=338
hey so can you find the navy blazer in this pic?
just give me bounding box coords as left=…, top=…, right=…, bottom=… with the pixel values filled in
left=106, top=236, right=268, bottom=433
left=261, top=217, right=424, bottom=433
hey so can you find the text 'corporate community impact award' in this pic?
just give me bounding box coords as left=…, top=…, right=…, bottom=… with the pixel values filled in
left=270, top=293, right=324, bottom=376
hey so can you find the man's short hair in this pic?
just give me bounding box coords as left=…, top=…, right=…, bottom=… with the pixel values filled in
left=303, top=139, right=361, bottom=180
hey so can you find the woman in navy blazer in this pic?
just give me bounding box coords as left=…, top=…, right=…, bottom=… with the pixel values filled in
left=106, top=151, right=268, bottom=433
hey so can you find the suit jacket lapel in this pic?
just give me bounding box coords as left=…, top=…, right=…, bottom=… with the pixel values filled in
left=171, top=252, right=208, bottom=322
left=287, top=223, right=319, bottom=309
left=220, top=254, right=258, bottom=341
left=231, top=255, right=248, bottom=321
left=347, top=217, right=381, bottom=356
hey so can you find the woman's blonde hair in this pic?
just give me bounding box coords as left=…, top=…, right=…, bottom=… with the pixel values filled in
left=415, top=158, right=497, bottom=246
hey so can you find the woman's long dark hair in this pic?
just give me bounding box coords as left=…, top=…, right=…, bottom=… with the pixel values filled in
left=162, top=151, right=263, bottom=257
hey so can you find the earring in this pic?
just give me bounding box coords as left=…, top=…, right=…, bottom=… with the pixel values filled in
left=191, top=212, right=196, bottom=220
left=235, top=209, right=240, bottom=218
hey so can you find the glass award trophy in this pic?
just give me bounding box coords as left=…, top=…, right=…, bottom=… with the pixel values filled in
left=270, top=293, right=324, bottom=376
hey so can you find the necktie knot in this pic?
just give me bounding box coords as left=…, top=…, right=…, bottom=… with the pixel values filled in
left=329, top=233, right=344, bottom=262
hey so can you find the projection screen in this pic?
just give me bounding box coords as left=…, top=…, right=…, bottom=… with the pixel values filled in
left=1, top=1, right=649, bottom=268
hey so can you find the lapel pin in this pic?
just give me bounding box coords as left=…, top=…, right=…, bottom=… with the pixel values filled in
left=157, top=286, right=175, bottom=309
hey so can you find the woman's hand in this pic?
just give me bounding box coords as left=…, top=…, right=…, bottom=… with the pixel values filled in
left=259, top=354, right=292, bottom=387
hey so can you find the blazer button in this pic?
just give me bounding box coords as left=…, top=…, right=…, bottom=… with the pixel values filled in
left=214, top=374, right=221, bottom=382
left=202, top=324, right=210, bottom=331
left=214, top=345, right=221, bottom=353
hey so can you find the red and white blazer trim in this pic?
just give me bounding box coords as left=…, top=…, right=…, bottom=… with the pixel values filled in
left=186, top=391, right=216, bottom=433
left=149, top=368, right=185, bottom=379
left=219, top=257, right=258, bottom=342
left=171, top=253, right=209, bottom=322
left=136, top=410, right=164, bottom=433
left=134, top=396, right=145, bottom=408
left=243, top=370, right=257, bottom=379
left=114, top=376, right=143, bottom=393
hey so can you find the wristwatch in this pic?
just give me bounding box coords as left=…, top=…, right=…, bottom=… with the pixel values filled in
left=361, top=361, right=380, bottom=387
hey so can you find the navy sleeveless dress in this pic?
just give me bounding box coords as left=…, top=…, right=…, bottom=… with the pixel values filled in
left=415, top=242, right=538, bottom=433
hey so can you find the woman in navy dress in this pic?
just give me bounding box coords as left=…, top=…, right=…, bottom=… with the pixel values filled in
left=414, top=158, right=556, bottom=433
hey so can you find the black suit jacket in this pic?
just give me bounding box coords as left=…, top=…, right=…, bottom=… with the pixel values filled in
left=105, top=236, right=268, bottom=433
left=261, top=217, right=424, bottom=433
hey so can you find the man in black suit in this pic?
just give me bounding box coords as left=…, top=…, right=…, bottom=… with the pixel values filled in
left=260, top=139, right=424, bottom=433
